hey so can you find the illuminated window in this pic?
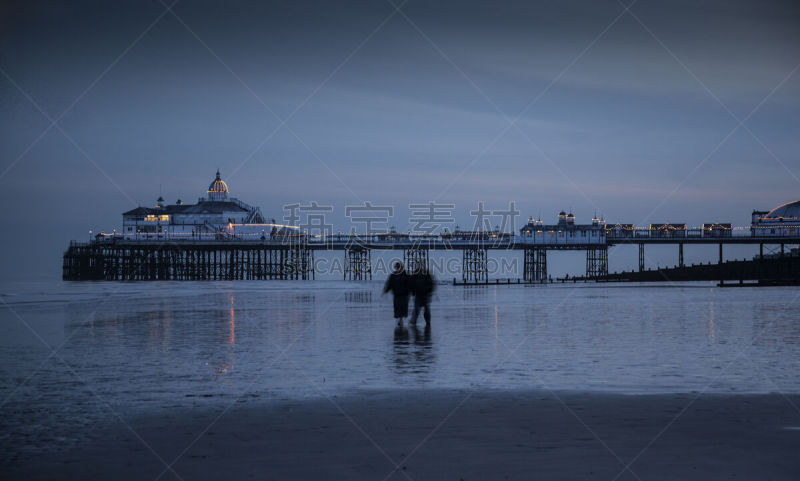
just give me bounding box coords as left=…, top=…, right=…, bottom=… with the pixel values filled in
left=159, top=215, right=169, bottom=221
left=144, top=215, right=156, bottom=221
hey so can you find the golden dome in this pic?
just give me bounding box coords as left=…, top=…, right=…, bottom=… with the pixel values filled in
left=207, top=170, right=229, bottom=200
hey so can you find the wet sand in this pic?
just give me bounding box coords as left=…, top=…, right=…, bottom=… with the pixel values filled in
left=7, top=390, right=800, bottom=480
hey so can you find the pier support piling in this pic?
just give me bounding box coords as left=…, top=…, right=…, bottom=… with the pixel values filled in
left=523, top=248, right=547, bottom=283
left=344, top=247, right=371, bottom=281
left=679, top=243, right=684, bottom=268
left=403, top=248, right=429, bottom=273
left=535, top=249, right=547, bottom=283
left=638, top=244, right=645, bottom=272
left=524, top=248, right=533, bottom=282
left=586, top=247, right=608, bottom=278
left=462, top=248, right=488, bottom=283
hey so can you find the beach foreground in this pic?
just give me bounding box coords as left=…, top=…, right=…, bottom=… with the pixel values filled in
left=8, top=390, right=800, bottom=480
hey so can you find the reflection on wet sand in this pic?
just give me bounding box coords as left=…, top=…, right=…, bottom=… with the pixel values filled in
left=229, top=293, right=236, bottom=345
left=392, top=324, right=434, bottom=376
left=344, top=291, right=372, bottom=304
left=5, top=280, right=800, bottom=467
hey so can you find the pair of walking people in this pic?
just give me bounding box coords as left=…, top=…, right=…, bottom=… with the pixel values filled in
left=383, top=262, right=435, bottom=326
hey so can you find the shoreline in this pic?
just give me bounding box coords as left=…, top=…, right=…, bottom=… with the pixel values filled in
left=7, top=389, right=800, bottom=480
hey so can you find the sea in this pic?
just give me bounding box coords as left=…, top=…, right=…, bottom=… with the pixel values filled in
left=1, top=280, right=799, bottom=460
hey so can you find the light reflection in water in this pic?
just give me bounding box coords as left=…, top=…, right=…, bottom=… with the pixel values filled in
left=229, top=292, right=236, bottom=345
left=709, top=300, right=715, bottom=343
left=4, top=280, right=800, bottom=467
left=392, top=324, right=434, bottom=378
left=5, top=278, right=800, bottom=460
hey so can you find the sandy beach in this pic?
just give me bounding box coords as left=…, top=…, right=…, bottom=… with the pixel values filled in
left=7, top=389, right=800, bottom=480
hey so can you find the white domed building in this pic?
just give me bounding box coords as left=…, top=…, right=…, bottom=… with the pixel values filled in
left=751, top=200, right=800, bottom=236
left=121, top=171, right=296, bottom=240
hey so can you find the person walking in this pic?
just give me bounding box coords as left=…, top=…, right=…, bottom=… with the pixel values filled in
left=383, top=261, right=411, bottom=326
left=410, top=265, right=435, bottom=325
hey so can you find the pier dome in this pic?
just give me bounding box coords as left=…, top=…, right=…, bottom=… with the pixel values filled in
left=765, top=200, right=800, bottom=220
left=207, top=170, right=229, bottom=201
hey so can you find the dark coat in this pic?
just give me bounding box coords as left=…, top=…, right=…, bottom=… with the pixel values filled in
left=410, top=271, right=435, bottom=301
left=384, top=271, right=411, bottom=297
left=384, top=271, right=411, bottom=318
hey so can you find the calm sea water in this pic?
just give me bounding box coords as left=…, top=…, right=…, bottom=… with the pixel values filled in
left=1, top=280, right=799, bottom=458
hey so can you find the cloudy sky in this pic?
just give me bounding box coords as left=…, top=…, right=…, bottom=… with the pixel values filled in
left=1, top=0, right=799, bottom=279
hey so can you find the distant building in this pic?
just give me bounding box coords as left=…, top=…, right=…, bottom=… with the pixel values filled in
left=519, top=211, right=605, bottom=243
left=649, top=223, right=687, bottom=238
left=604, top=223, right=634, bottom=238
left=751, top=200, right=800, bottom=236
left=120, top=171, right=297, bottom=240
left=702, top=223, right=732, bottom=237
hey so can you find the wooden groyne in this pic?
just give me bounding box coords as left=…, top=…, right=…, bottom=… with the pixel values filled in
left=62, top=241, right=313, bottom=281
left=600, top=256, right=800, bottom=283
left=452, top=278, right=530, bottom=286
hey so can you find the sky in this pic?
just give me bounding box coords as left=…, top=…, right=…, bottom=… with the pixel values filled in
left=1, top=0, right=799, bottom=280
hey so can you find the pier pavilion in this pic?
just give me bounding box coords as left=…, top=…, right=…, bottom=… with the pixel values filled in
left=751, top=200, right=800, bottom=237
left=120, top=171, right=296, bottom=240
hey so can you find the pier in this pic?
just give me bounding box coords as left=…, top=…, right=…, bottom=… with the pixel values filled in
left=62, top=231, right=799, bottom=282
left=62, top=171, right=800, bottom=283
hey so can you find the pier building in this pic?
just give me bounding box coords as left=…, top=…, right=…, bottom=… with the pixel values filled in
left=120, top=171, right=296, bottom=240
left=518, top=211, right=606, bottom=242
left=751, top=200, right=800, bottom=236
left=605, top=223, right=635, bottom=238
left=649, top=223, right=687, bottom=238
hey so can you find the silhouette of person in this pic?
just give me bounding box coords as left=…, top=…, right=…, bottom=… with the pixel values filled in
left=410, top=265, right=435, bottom=325
left=383, top=261, right=410, bottom=326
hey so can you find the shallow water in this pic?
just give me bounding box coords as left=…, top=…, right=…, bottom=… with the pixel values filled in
left=1, top=280, right=799, bottom=459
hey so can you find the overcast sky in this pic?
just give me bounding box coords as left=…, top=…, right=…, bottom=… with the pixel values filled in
left=1, top=0, right=799, bottom=279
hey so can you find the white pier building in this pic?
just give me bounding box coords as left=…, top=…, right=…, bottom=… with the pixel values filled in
left=751, top=200, right=800, bottom=237
left=517, top=211, right=606, bottom=245
left=121, top=171, right=297, bottom=240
